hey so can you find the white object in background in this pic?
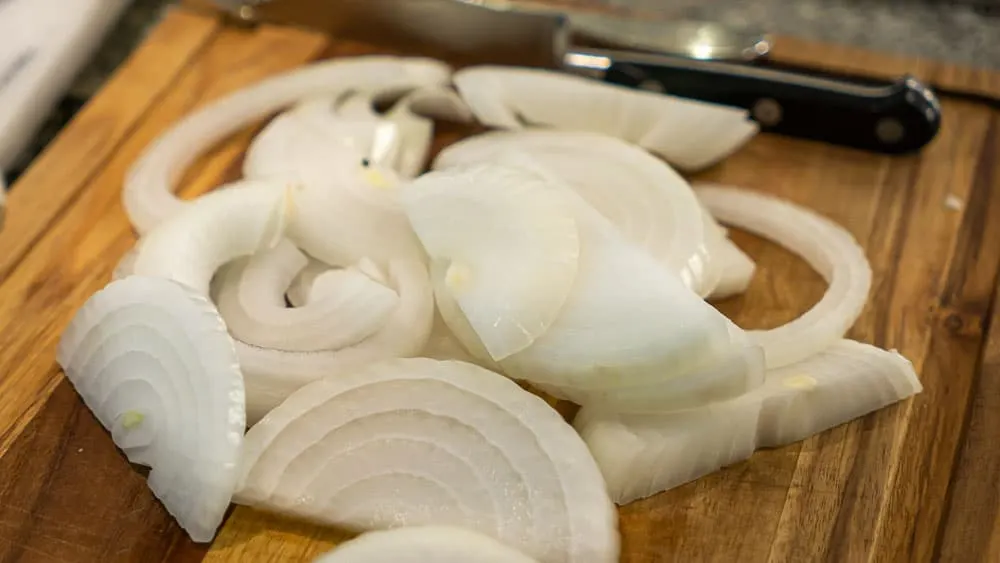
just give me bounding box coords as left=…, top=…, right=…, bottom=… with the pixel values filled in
left=0, top=0, right=132, bottom=171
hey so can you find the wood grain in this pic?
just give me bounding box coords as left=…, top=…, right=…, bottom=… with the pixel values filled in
left=2, top=6, right=1000, bottom=563
left=0, top=9, right=219, bottom=283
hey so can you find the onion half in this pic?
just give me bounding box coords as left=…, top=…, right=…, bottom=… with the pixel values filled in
left=696, top=184, right=873, bottom=368
left=56, top=275, right=245, bottom=542
left=313, top=526, right=538, bottom=563
left=576, top=339, right=921, bottom=504
left=452, top=66, right=758, bottom=172
left=236, top=357, right=619, bottom=563
left=124, top=56, right=451, bottom=234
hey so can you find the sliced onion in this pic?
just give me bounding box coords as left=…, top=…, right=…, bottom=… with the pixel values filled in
left=382, top=87, right=474, bottom=178
left=400, top=163, right=581, bottom=361
left=433, top=130, right=718, bottom=294
left=214, top=239, right=398, bottom=352
left=709, top=238, right=757, bottom=300
left=696, top=184, right=873, bottom=368
left=124, top=57, right=452, bottom=234
left=112, top=243, right=139, bottom=281
left=237, top=257, right=433, bottom=424
left=489, top=168, right=753, bottom=407
left=131, top=180, right=292, bottom=296
left=575, top=339, right=920, bottom=504
left=313, top=526, right=539, bottom=563
left=452, top=66, right=758, bottom=172
left=236, top=357, right=619, bottom=563
left=56, top=275, right=245, bottom=542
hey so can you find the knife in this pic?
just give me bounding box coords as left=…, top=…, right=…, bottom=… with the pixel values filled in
left=201, top=0, right=942, bottom=154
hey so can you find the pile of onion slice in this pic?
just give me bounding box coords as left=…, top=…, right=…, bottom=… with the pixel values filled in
left=452, top=66, right=759, bottom=172
left=236, top=358, right=619, bottom=563
left=51, top=54, right=925, bottom=552
left=313, top=526, right=539, bottom=563
left=56, top=276, right=245, bottom=542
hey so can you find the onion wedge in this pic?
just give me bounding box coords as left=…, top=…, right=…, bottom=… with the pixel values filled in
left=696, top=185, right=872, bottom=368
left=452, top=66, right=758, bottom=171
left=56, top=275, right=245, bottom=542
left=313, top=526, right=538, bottom=563
left=400, top=164, right=581, bottom=361
left=575, top=339, right=921, bottom=504
left=236, top=358, right=619, bottom=563
left=124, top=56, right=451, bottom=234
left=433, top=130, right=717, bottom=294
left=214, top=240, right=398, bottom=352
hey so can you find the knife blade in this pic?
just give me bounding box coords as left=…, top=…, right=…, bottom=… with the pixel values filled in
left=203, top=0, right=942, bottom=154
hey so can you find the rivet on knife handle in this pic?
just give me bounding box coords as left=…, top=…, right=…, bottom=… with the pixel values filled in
left=566, top=48, right=942, bottom=154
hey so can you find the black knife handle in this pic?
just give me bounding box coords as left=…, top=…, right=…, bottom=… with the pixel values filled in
left=597, top=51, right=941, bottom=154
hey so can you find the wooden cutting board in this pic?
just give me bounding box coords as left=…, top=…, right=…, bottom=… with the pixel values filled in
left=1, top=6, right=999, bottom=562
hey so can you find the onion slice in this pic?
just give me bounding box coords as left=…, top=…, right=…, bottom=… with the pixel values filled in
left=131, top=180, right=293, bottom=296
left=236, top=357, right=619, bottom=563
left=575, top=339, right=921, bottom=504
left=696, top=184, right=873, bottom=368
left=433, top=130, right=717, bottom=294
left=214, top=240, right=398, bottom=352
left=401, top=164, right=581, bottom=361
left=124, top=56, right=451, bottom=234
left=56, top=275, right=245, bottom=542
left=313, top=526, right=539, bottom=563
left=237, top=257, right=434, bottom=424
left=452, top=66, right=758, bottom=171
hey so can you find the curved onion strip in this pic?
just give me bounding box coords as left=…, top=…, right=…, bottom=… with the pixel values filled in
left=124, top=56, right=451, bottom=234
left=237, top=358, right=619, bottom=563
left=433, top=130, right=717, bottom=293
left=452, top=66, right=758, bottom=172
left=401, top=164, right=581, bottom=361
left=710, top=238, right=757, bottom=300
left=56, top=276, right=245, bottom=542
left=696, top=185, right=873, bottom=368
left=495, top=173, right=748, bottom=407
left=237, top=257, right=433, bottom=424
left=313, top=526, right=539, bottom=563
left=215, top=240, right=398, bottom=352
left=131, top=180, right=292, bottom=296
left=576, top=340, right=921, bottom=504
left=384, top=87, right=474, bottom=178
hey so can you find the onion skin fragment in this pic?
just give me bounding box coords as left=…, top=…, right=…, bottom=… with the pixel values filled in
left=313, top=526, right=539, bottom=563
left=696, top=184, right=873, bottom=368
left=452, top=66, right=758, bottom=172
left=237, top=358, right=619, bottom=563
left=575, top=339, right=921, bottom=504
left=56, top=275, right=245, bottom=543
left=124, top=56, right=452, bottom=234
